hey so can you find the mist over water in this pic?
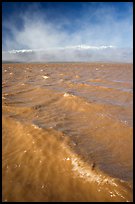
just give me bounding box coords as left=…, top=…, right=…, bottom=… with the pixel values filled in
left=2, top=2, right=133, bottom=62
left=2, top=63, right=133, bottom=202
left=2, top=46, right=133, bottom=63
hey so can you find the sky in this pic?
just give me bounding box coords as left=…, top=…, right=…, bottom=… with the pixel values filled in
left=2, top=2, right=133, bottom=62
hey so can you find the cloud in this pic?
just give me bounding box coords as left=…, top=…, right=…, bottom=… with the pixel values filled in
left=2, top=3, right=133, bottom=62
left=2, top=46, right=133, bottom=63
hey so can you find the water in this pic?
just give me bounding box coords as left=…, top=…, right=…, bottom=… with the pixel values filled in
left=2, top=63, right=133, bottom=202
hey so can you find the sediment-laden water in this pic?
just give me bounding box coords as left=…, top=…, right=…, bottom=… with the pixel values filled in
left=2, top=63, right=133, bottom=202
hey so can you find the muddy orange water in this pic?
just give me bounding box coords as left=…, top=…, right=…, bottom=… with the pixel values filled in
left=2, top=63, right=133, bottom=202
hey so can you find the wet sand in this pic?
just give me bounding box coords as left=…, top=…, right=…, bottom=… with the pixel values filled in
left=2, top=63, right=133, bottom=202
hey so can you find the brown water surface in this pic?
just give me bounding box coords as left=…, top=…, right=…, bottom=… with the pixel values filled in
left=2, top=63, right=133, bottom=202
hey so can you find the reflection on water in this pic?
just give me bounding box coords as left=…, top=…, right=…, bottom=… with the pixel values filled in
left=2, top=63, right=133, bottom=202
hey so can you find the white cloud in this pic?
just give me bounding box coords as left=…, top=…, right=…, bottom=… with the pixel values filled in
left=2, top=3, right=133, bottom=62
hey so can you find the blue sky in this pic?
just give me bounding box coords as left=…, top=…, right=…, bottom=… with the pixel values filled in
left=2, top=2, right=133, bottom=62
left=2, top=2, right=133, bottom=51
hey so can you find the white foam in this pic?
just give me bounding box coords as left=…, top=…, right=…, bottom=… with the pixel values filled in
left=64, top=93, right=70, bottom=97
left=70, top=156, right=118, bottom=188
left=32, top=124, right=41, bottom=129
left=41, top=184, right=45, bottom=189
left=64, top=157, right=70, bottom=161
left=42, top=75, right=49, bottom=79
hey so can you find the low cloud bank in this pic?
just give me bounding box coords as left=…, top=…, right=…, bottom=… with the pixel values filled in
left=2, top=46, right=133, bottom=63
left=2, top=3, right=133, bottom=62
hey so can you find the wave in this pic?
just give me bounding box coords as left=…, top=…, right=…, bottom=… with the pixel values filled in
left=2, top=63, right=133, bottom=201
left=2, top=115, right=133, bottom=202
left=2, top=85, right=133, bottom=179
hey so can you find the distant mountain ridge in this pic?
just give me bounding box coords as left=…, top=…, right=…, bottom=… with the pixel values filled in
left=2, top=45, right=132, bottom=63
